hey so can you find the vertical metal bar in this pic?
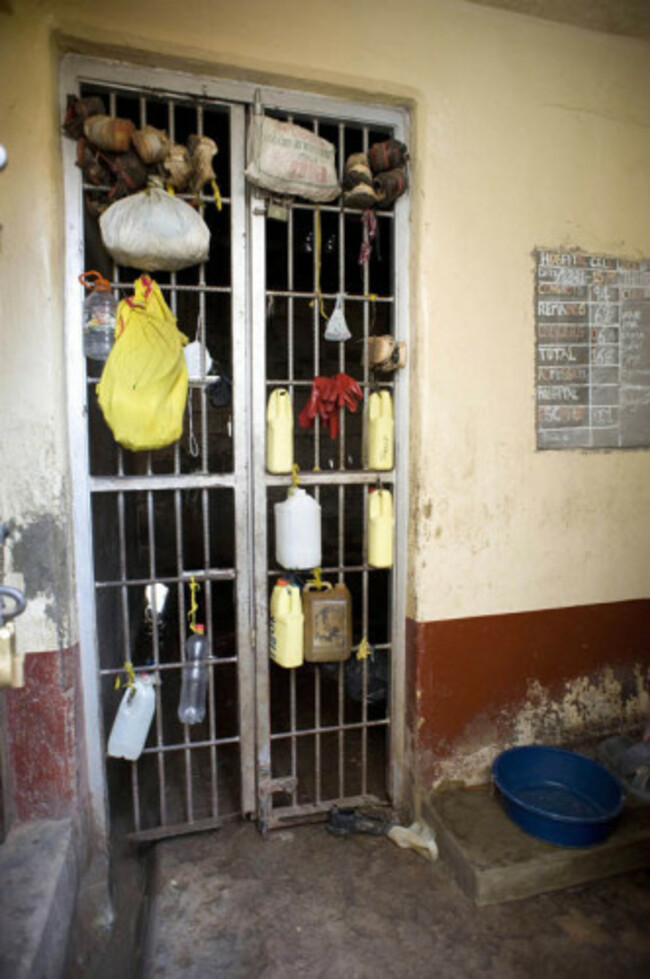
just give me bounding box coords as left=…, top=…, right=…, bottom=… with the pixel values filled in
left=360, top=125, right=370, bottom=796
left=203, top=487, right=219, bottom=817
left=290, top=670, right=298, bottom=806
left=230, top=103, right=257, bottom=816
left=175, top=488, right=193, bottom=822
left=147, top=489, right=168, bottom=826
left=131, top=762, right=141, bottom=834
left=388, top=112, right=411, bottom=809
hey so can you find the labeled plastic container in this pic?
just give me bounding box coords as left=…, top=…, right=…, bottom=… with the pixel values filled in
left=266, top=388, right=294, bottom=473
left=80, top=271, right=117, bottom=361
left=303, top=582, right=352, bottom=663
left=368, top=488, right=394, bottom=568
left=269, top=579, right=304, bottom=668
left=368, top=390, right=394, bottom=471
left=275, top=487, right=322, bottom=570
left=178, top=625, right=210, bottom=725
left=108, top=675, right=156, bottom=761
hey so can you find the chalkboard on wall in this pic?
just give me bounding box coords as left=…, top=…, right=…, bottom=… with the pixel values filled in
left=535, top=250, right=650, bottom=449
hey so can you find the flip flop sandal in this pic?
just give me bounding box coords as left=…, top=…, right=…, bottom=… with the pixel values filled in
left=326, top=806, right=392, bottom=837
left=597, top=735, right=650, bottom=802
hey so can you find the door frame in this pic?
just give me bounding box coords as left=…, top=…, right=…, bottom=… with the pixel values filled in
left=61, top=53, right=410, bottom=849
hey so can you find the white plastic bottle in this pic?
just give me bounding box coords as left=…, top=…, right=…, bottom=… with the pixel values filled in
left=108, top=675, right=157, bottom=761
left=269, top=579, right=304, bottom=668
left=368, top=488, right=394, bottom=568
left=266, top=388, right=294, bottom=473
left=368, top=390, right=394, bottom=471
left=275, top=488, right=322, bottom=570
left=178, top=625, right=210, bottom=725
left=80, top=271, right=118, bottom=361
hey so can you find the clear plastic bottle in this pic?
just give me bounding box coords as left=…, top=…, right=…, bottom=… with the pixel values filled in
left=80, top=270, right=118, bottom=361
left=178, top=625, right=210, bottom=725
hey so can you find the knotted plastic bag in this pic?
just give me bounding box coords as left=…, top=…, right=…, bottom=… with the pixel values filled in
left=97, top=276, right=188, bottom=451
left=99, top=181, right=210, bottom=271
left=324, top=295, right=351, bottom=341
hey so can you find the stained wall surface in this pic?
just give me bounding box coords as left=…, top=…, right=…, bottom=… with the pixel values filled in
left=0, top=0, right=648, bottom=801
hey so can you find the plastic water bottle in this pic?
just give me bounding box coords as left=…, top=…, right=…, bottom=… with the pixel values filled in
left=107, top=675, right=157, bottom=761
left=80, top=271, right=117, bottom=361
left=178, top=625, right=210, bottom=725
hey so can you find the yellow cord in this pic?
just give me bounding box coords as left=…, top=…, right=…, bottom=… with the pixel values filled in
left=187, top=575, right=201, bottom=633
left=211, top=178, right=223, bottom=212
left=356, top=637, right=372, bottom=661
left=114, top=660, right=136, bottom=691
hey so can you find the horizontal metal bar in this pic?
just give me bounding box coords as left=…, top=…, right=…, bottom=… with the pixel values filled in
left=100, top=655, right=238, bottom=676
left=267, top=794, right=384, bottom=828
left=266, top=289, right=394, bottom=302
left=265, top=471, right=395, bottom=487
left=95, top=569, right=236, bottom=589
left=128, top=811, right=240, bottom=843
left=270, top=718, right=389, bottom=740
left=90, top=473, right=236, bottom=493
left=140, top=734, right=241, bottom=755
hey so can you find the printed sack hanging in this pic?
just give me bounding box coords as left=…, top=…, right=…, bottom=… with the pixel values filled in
left=97, top=276, right=189, bottom=451
left=99, top=183, right=210, bottom=272
left=245, top=115, right=340, bottom=203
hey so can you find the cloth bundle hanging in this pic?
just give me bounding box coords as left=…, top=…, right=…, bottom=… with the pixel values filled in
left=99, top=180, right=210, bottom=271
left=245, top=114, right=340, bottom=203
left=97, top=275, right=189, bottom=451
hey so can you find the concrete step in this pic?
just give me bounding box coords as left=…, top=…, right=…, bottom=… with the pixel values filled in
left=423, top=786, right=650, bottom=906
left=0, top=818, right=78, bottom=979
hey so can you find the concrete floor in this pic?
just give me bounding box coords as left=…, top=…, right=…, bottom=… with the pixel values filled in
left=135, top=819, right=650, bottom=979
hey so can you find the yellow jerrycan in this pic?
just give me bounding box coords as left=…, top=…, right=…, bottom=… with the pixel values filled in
left=269, top=579, right=304, bottom=668
left=368, top=488, right=394, bottom=568
left=303, top=581, right=352, bottom=663
left=266, top=388, right=293, bottom=473
left=368, top=390, right=394, bottom=471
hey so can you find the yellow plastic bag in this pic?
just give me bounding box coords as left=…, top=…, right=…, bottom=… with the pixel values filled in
left=97, top=275, right=188, bottom=451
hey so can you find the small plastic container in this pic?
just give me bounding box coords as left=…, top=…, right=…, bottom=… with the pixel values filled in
left=368, top=488, right=394, bottom=568
left=275, top=487, right=321, bottom=570
left=368, top=390, right=394, bottom=471
left=303, top=582, right=352, bottom=663
left=266, top=388, right=294, bottom=474
left=80, top=270, right=117, bottom=361
left=178, top=625, right=210, bottom=725
left=269, top=579, right=304, bottom=669
left=108, top=675, right=156, bottom=761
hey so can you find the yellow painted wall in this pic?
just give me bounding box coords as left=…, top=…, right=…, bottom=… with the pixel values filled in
left=1, top=0, right=649, bottom=657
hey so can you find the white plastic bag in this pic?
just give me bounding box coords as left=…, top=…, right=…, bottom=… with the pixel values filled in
left=99, top=185, right=210, bottom=271
left=324, top=295, right=351, bottom=341
left=245, top=115, right=340, bottom=203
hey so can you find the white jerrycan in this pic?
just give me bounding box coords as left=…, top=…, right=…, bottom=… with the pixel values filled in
left=107, top=675, right=156, bottom=761
left=266, top=388, right=294, bottom=473
left=275, top=488, right=322, bottom=570
left=368, top=390, right=394, bottom=470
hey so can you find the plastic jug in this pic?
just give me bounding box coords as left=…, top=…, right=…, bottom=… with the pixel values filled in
left=107, top=675, right=156, bottom=761
left=368, top=390, right=394, bottom=471
left=368, top=488, right=394, bottom=568
left=178, top=625, right=210, bottom=725
left=303, top=582, right=352, bottom=663
left=275, top=487, right=322, bottom=570
left=80, top=271, right=117, bottom=361
left=269, top=579, right=304, bottom=668
left=266, top=388, right=294, bottom=473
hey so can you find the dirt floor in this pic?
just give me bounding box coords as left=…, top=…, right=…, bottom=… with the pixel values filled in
left=105, top=818, right=650, bottom=979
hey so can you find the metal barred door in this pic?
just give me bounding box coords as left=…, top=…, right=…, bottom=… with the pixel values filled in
left=63, top=56, right=408, bottom=842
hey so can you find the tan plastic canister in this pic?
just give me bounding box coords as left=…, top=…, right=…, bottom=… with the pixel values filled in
left=303, top=582, right=352, bottom=663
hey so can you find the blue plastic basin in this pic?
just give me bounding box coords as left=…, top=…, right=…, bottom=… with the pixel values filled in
left=492, top=746, right=625, bottom=847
